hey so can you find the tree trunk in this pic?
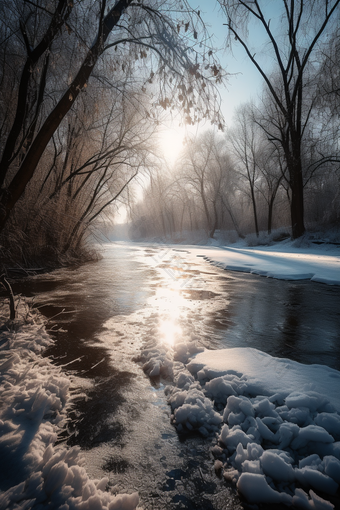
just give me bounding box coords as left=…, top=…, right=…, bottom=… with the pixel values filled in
left=289, top=162, right=305, bottom=238
left=200, top=181, right=211, bottom=234
left=285, top=139, right=305, bottom=238
left=267, top=198, right=274, bottom=235
left=222, top=197, right=245, bottom=239
left=209, top=200, right=218, bottom=238
left=0, top=0, right=72, bottom=188
left=250, top=185, right=259, bottom=236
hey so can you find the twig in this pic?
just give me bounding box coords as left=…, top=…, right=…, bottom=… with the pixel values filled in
left=0, top=274, right=16, bottom=320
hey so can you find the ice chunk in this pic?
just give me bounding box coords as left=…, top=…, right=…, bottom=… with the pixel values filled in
left=219, top=425, right=253, bottom=452
left=223, top=468, right=239, bottom=483
left=223, top=395, right=254, bottom=423
left=309, top=489, right=336, bottom=509
left=236, top=473, right=292, bottom=504
left=292, top=487, right=311, bottom=509
left=255, top=417, right=277, bottom=442
left=292, top=487, right=335, bottom=510
left=322, top=456, right=340, bottom=484
left=246, top=442, right=264, bottom=461
left=314, top=413, right=340, bottom=440
left=204, top=377, right=237, bottom=404
left=277, top=405, right=312, bottom=426
left=242, top=459, right=262, bottom=474
left=295, top=467, right=338, bottom=495
left=175, top=371, right=194, bottom=389
left=171, top=388, right=222, bottom=434
left=253, top=397, right=279, bottom=419
left=291, top=425, right=334, bottom=450
left=299, top=454, right=322, bottom=469
left=285, top=392, right=332, bottom=413
left=229, top=411, right=247, bottom=427
left=260, top=451, right=295, bottom=482
left=276, top=421, right=300, bottom=449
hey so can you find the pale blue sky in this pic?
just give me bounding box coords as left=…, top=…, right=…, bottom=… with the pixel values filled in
left=190, top=0, right=281, bottom=126
left=158, top=1, right=280, bottom=163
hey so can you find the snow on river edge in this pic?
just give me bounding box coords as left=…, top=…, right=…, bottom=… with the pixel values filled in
left=1, top=238, right=340, bottom=509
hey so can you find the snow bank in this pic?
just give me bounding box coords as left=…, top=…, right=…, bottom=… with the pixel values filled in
left=166, top=347, right=340, bottom=508
left=187, top=348, right=340, bottom=412
left=0, top=320, right=139, bottom=510
left=186, top=241, right=340, bottom=285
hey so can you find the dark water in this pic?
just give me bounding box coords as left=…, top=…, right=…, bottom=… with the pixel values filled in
left=7, top=242, right=340, bottom=509
left=205, top=273, right=340, bottom=370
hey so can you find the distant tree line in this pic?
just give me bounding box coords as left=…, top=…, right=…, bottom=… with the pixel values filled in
left=130, top=0, right=340, bottom=241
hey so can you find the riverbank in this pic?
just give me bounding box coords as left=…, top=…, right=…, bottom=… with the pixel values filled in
left=1, top=237, right=340, bottom=509
left=137, top=229, right=340, bottom=286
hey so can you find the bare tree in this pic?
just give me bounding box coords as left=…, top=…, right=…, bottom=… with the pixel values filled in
left=218, top=0, right=340, bottom=238
left=23, top=85, right=157, bottom=257
left=256, top=143, right=287, bottom=234
left=228, top=103, right=261, bottom=236
left=180, top=130, right=232, bottom=238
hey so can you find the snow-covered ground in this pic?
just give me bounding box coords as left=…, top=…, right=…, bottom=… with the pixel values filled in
left=1, top=235, right=340, bottom=509
left=178, top=235, right=340, bottom=286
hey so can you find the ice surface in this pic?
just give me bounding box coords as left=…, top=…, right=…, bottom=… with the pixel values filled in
left=2, top=236, right=340, bottom=508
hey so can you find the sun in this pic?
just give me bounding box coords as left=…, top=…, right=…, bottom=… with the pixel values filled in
left=158, top=126, right=186, bottom=165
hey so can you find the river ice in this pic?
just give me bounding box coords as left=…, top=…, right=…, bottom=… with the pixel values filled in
left=1, top=238, right=340, bottom=509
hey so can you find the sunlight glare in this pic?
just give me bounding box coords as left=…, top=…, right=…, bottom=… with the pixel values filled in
left=159, top=319, right=182, bottom=348
left=159, top=127, right=186, bottom=165
left=151, top=287, right=187, bottom=347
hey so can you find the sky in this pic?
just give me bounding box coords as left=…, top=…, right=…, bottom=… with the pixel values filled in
left=158, top=0, right=276, bottom=165
left=191, top=1, right=287, bottom=126
left=193, top=0, right=265, bottom=126
left=117, top=1, right=280, bottom=221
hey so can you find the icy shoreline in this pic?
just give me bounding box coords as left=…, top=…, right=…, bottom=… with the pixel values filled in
left=2, top=317, right=340, bottom=509
left=178, top=238, right=340, bottom=286
left=0, top=316, right=139, bottom=510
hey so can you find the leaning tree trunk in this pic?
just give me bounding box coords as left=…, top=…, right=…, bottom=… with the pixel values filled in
left=209, top=200, right=219, bottom=238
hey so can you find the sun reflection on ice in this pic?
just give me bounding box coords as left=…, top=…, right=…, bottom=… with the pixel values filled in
left=151, top=287, right=187, bottom=348
left=159, top=319, right=182, bottom=348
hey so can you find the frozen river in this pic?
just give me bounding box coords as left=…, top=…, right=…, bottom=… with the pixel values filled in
left=12, top=242, right=340, bottom=509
